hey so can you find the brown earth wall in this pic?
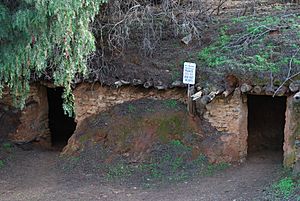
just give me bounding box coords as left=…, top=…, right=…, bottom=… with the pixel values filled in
left=199, top=89, right=248, bottom=163
left=284, top=97, right=300, bottom=170
left=0, top=84, right=50, bottom=146
left=73, top=83, right=187, bottom=126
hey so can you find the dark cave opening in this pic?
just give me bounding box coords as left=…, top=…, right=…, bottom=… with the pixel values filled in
left=47, top=88, right=76, bottom=148
left=247, top=95, right=286, bottom=155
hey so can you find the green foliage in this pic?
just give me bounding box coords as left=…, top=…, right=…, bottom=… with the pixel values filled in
left=164, top=99, right=178, bottom=109
left=0, top=160, right=4, bottom=169
left=198, top=14, right=300, bottom=75
left=127, top=104, right=136, bottom=113
left=171, top=70, right=181, bottom=81
left=103, top=140, right=229, bottom=185
left=232, top=16, right=249, bottom=24
left=265, top=170, right=300, bottom=200
left=2, top=142, right=12, bottom=150
left=0, top=142, right=15, bottom=169
left=272, top=177, right=295, bottom=197
left=202, top=162, right=230, bottom=176
left=106, top=140, right=195, bottom=182
left=61, top=140, right=230, bottom=185
left=107, top=163, right=133, bottom=179
left=0, top=0, right=107, bottom=116
left=169, top=139, right=184, bottom=147
left=157, top=116, right=182, bottom=142
left=139, top=163, right=163, bottom=179
left=198, top=26, right=231, bottom=68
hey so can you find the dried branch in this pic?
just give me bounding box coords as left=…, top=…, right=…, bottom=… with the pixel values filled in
left=92, top=0, right=210, bottom=57
left=209, top=0, right=228, bottom=16
left=87, top=0, right=213, bottom=79
left=273, top=48, right=300, bottom=96
left=227, top=25, right=289, bottom=49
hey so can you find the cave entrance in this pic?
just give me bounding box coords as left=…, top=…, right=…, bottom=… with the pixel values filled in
left=47, top=88, right=76, bottom=149
left=247, top=95, right=286, bottom=157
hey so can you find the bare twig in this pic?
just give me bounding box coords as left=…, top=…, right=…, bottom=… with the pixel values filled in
left=88, top=0, right=211, bottom=80
left=93, top=0, right=210, bottom=56
left=209, top=0, right=228, bottom=16
left=273, top=48, right=300, bottom=96
left=227, top=25, right=289, bottom=49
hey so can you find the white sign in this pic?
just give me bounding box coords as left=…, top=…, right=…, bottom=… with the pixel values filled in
left=183, top=62, right=196, bottom=85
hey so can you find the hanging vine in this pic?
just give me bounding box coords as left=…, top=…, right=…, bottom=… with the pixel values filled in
left=0, top=0, right=107, bottom=116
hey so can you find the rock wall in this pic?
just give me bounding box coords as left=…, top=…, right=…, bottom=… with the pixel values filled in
left=73, top=83, right=186, bottom=126
left=0, top=104, right=20, bottom=142
left=198, top=89, right=248, bottom=163
left=0, top=84, right=50, bottom=146
left=284, top=97, right=300, bottom=170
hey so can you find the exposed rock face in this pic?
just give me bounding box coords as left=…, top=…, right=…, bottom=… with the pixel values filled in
left=198, top=89, right=248, bottom=163
left=73, top=83, right=186, bottom=126
left=0, top=104, right=20, bottom=142
left=284, top=97, right=300, bottom=169
left=0, top=84, right=50, bottom=146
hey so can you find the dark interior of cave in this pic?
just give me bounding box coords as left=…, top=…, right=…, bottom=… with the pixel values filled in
left=247, top=95, right=286, bottom=154
left=47, top=88, right=76, bottom=148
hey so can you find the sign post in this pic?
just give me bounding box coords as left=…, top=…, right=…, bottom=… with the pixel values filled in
left=183, top=62, right=196, bottom=115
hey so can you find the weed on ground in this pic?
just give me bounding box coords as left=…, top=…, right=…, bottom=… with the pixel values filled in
left=0, top=142, right=14, bottom=169
left=263, top=170, right=300, bottom=201
left=198, top=12, right=300, bottom=85
left=59, top=140, right=230, bottom=188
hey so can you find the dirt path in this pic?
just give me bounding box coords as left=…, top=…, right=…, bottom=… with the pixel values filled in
left=0, top=149, right=283, bottom=201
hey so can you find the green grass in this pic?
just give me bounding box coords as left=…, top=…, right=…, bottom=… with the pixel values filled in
left=146, top=108, right=155, bottom=112
left=272, top=177, right=295, bottom=197
left=198, top=14, right=300, bottom=75
left=164, top=99, right=178, bottom=109
left=127, top=104, right=136, bottom=113
left=171, top=70, right=181, bottom=81
left=157, top=116, right=183, bottom=142
left=103, top=140, right=230, bottom=184
left=202, top=162, right=231, bottom=176
left=0, top=142, right=14, bottom=169
left=198, top=25, right=231, bottom=68
left=266, top=170, right=300, bottom=200
left=2, top=142, right=12, bottom=150
left=106, top=163, right=133, bottom=179
left=0, top=160, right=4, bottom=169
